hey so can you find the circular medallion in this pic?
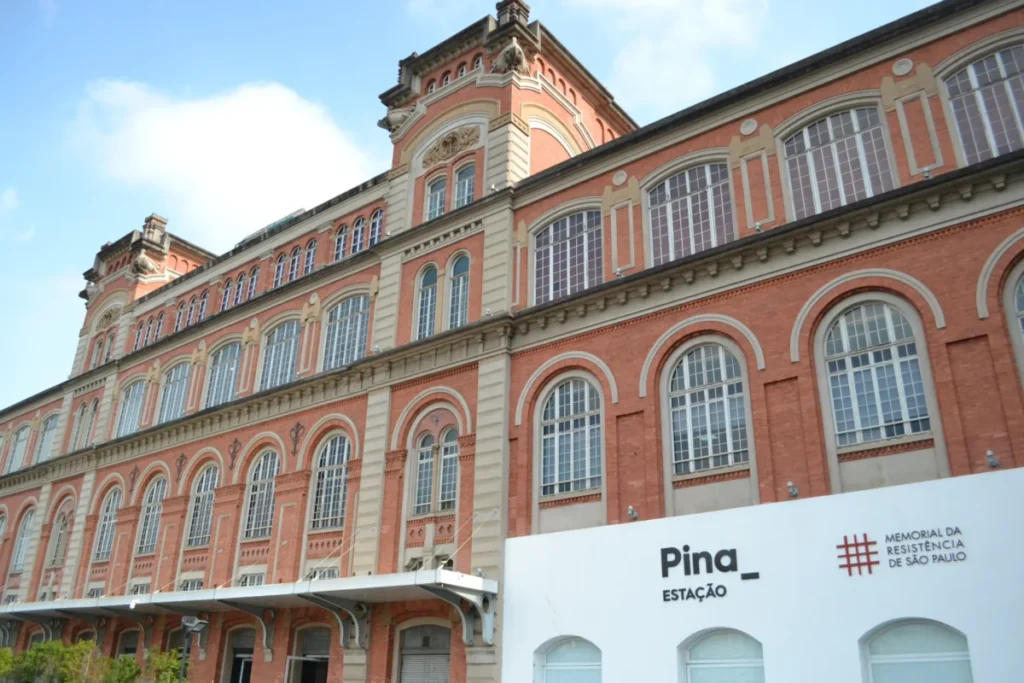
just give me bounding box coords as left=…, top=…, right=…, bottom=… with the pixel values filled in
left=893, top=58, right=914, bottom=76
left=740, top=118, right=758, bottom=136
left=612, top=170, right=627, bottom=186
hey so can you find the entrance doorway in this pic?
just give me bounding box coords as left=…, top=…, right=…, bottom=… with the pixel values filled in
left=286, top=627, right=331, bottom=683
left=398, top=625, right=450, bottom=683
left=225, top=628, right=255, bottom=683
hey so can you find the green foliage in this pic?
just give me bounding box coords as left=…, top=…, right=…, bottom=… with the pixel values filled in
left=0, top=648, right=14, bottom=679
left=144, top=649, right=183, bottom=683
left=1, top=640, right=142, bottom=683
left=104, top=655, right=140, bottom=683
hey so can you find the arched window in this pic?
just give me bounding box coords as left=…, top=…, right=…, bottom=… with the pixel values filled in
left=540, top=637, right=601, bottom=683
left=186, top=297, right=197, bottom=326
left=244, top=451, right=279, bottom=539
left=35, top=415, right=58, bottom=463
left=448, top=255, right=470, bottom=330
left=442, top=72, right=451, bottom=86
left=116, top=380, right=146, bottom=438
left=426, top=178, right=446, bottom=221
left=260, top=320, right=301, bottom=390
left=94, top=488, right=122, bottom=560
left=413, top=428, right=459, bottom=516
left=221, top=279, right=233, bottom=312
left=104, top=331, right=117, bottom=362
left=473, top=55, right=483, bottom=70
left=155, top=313, right=165, bottom=340
left=454, top=164, right=475, bottom=209
left=427, top=80, right=437, bottom=94
left=311, top=435, right=352, bottom=529
left=416, top=265, right=438, bottom=340
left=83, top=399, right=99, bottom=447
left=534, top=210, right=603, bottom=304
left=304, top=240, right=317, bottom=275
left=288, top=247, right=301, bottom=282
left=47, top=510, right=70, bottom=568
left=198, top=292, right=209, bottom=321
left=334, top=225, right=348, bottom=261
left=144, top=318, right=153, bottom=346
left=682, top=630, right=764, bottom=683
left=6, top=427, right=29, bottom=473
left=667, top=343, right=750, bottom=475
left=351, top=217, right=365, bottom=255
left=324, top=295, right=370, bottom=371
left=540, top=378, right=602, bottom=497
left=207, top=342, right=242, bottom=408
left=399, top=625, right=450, bottom=683
left=134, top=322, right=144, bottom=351
left=273, top=254, right=286, bottom=288
left=158, top=362, right=191, bottom=424
left=70, top=403, right=87, bottom=451
left=10, top=510, right=35, bottom=573
left=136, top=477, right=167, bottom=554
left=648, top=162, right=733, bottom=266
left=866, top=621, right=972, bottom=682
left=457, top=63, right=467, bottom=78
left=235, top=272, right=247, bottom=306
left=783, top=106, right=894, bottom=220
left=945, top=44, right=1024, bottom=165
left=174, top=302, right=186, bottom=332
left=369, top=209, right=383, bottom=247
left=823, top=301, right=930, bottom=447
left=89, top=338, right=103, bottom=369
left=186, top=466, right=219, bottom=547
left=248, top=267, right=259, bottom=299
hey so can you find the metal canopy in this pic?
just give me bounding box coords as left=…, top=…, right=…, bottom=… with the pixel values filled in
left=0, top=569, right=497, bottom=648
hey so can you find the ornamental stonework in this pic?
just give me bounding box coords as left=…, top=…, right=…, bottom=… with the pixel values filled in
left=422, top=127, right=480, bottom=168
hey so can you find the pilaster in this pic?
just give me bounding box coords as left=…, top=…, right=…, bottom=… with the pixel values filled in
left=155, top=495, right=189, bottom=592
left=455, top=435, right=476, bottom=574
left=484, top=113, right=530, bottom=191
left=62, top=470, right=95, bottom=598
left=271, top=470, right=311, bottom=583
left=108, top=504, right=141, bottom=595
left=370, top=252, right=403, bottom=351
left=20, top=482, right=51, bottom=600
left=93, top=373, right=118, bottom=445
left=210, top=484, right=246, bottom=589
left=377, top=449, right=408, bottom=575
left=350, top=388, right=391, bottom=576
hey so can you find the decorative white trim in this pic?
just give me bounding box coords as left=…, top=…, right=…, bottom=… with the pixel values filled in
left=175, top=448, right=225, bottom=497
left=231, top=432, right=288, bottom=484
left=977, top=226, right=1024, bottom=319
left=514, top=351, right=619, bottom=426
left=389, top=387, right=473, bottom=450
left=128, top=461, right=171, bottom=506
left=296, top=413, right=363, bottom=471
left=527, top=117, right=578, bottom=159
left=89, top=474, right=125, bottom=515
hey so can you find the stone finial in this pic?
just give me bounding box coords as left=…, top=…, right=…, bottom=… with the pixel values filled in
left=496, top=0, right=530, bottom=26
left=142, top=214, right=168, bottom=244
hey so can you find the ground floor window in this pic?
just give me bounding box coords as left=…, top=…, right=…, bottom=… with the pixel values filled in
left=539, top=637, right=601, bottom=682
left=866, top=620, right=973, bottom=683
left=399, top=625, right=451, bottom=683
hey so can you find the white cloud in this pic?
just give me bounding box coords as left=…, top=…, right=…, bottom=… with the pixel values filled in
left=0, top=187, right=18, bottom=215
left=74, top=81, right=382, bottom=253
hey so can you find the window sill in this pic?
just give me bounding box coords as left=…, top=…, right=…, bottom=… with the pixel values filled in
left=407, top=511, right=456, bottom=523
left=837, top=434, right=934, bottom=462
left=240, top=535, right=271, bottom=544
left=91, top=558, right=110, bottom=565
left=538, top=489, right=601, bottom=509
left=183, top=543, right=210, bottom=551
left=135, top=551, right=156, bottom=558
left=672, top=464, right=751, bottom=488
left=307, top=526, right=346, bottom=536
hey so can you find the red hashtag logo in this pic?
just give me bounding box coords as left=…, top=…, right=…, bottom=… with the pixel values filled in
left=836, top=533, right=879, bottom=576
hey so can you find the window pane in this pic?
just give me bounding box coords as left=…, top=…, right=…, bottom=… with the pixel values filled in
left=324, top=296, right=370, bottom=370
left=535, top=211, right=603, bottom=304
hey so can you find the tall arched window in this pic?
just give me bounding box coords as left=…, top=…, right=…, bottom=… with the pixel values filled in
left=136, top=477, right=167, bottom=554
left=866, top=621, right=972, bottom=682
left=35, top=415, right=58, bottom=463
left=47, top=509, right=70, bottom=568
left=454, top=165, right=475, bottom=208
left=288, top=247, right=301, bottom=281
left=186, top=466, right=219, bottom=547
left=6, top=427, right=29, bottom=473
left=648, top=162, right=733, bottom=266
left=198, top=292, right=208, bottom=321
left=70, top=403, right=87, bottom=451
left=539, top=637, right=601, bottom=683
left=144, top=317, right=154, bottom=345
left=398, top=625, right=450, bottom=683
left=89, top=338, right=103, bottom=369
left=207, top=342, right=242, bottom=408
left=221, top=279, right=233, bottom=312
left=448, top=255, right=470, bottom=330
left=823, top=301, right=930, bottom=447
left=244, top=451, right=279, bottom=539
left=311, top=435, right=352, bottom=529
left=155, top=313, right=165, bottom=340
left=540, top=378, right=602, bottom=497
left=442, top=72, right=451, bottom=86
left=174, top=302, right=186, bottom=331
left=783, top=106, right=894, bottom=220
left=260, top=320, right=301, bottom=390
left=426, top=178, right=446, bottom=221
left=134, top=322, right=144, bottom=351
left=416, top=266, right=438, bottom=340
left=116, top=380, right=146, bottom=438
left=334, top=225, right=348, bottom=261
left=323, top=295, right=370, bottom=371
left=83, top=399, right=99, bottom=447
left=682, top=630, right=764, bottom=683
left=94, top=488, right=122, bottom=561
left=351, top=217, right=365, bottom=255
left=248, top=266, right=259, bottom=299
left=534, top=210, right=603, bottom=304
left=234, top=272, right=247, bottom=306
left=273, top=254, right=286, bottom=288
left=369, top=209, right=384, bottom=247
left=304, top=240, right=318, bottom=275
left=158, top=363, right=191, bottom=424
left=427, top=80, right=436, bottom=94
left=945, top=44, right=1024, bottom=165
left=104, top=331, right=117, bottom=362
left=668, top=343, right=750, bottom=475
left=186, top=297, right=197, bottom=326
left=473, top=55, right=483, bottom=70
left=10, top=510, right=35, bottom=573
left=412, top=428, right=459, bottom=516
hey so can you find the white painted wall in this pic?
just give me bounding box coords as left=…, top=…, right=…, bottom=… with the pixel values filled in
left=502, top=468, right=1024, bottom=682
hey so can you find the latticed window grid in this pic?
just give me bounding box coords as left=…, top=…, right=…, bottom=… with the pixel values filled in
left=136, top=478, right=167, bottom=554
left=144, top=319, right=154, bottom=346
left=412, top=430, right=459, bottom=516
left=70, top=405, right=86, bottom=451
left=234, top=273, right=247, bottom=306
left=116, top=381, right=145, bottom=438
left=244, top=452, right=280, bottom=539
left=158, top=363, right=191, bottom=424
left=946, top=44, right=1024, bottom=165
left=427, top=178, right=446, bottom=220
left=311, top=567, right=340, bottom=580
left=417, top=267, right=438, bottom=340
left=438, top=430, right=458, bottom=511
left=248, top=267, right=259, bottom=299
left=669, top=344, right=749, bottom=476
left=686, top=631, right=765, bottom=682
left=174, top=303, right=186, bottom=332
left=154, top=315, right=164, bottom=341
left=186, top=298, right=197, bottom=326
left=133, top=324, right=144, bottom=350
left=351, top=218, right=365, bottom=255
left=221, top=280, right=233, bottom=312
left=6, top=428, right=28, bottom=473
left=48, top=513, right=69, bottom=567
left=198, top=292, right=208, bottom=321
left=311, top=435, right=351, bottom=529
left=260, top=321, right=300, bottom=390
left=369, top=209, right=383, bottom=246
left=784, top=107, right=894, bottom=220
left=83, top=401, right=98, bottom=448
left=94, top=489, right=122, bottom=561
left=648, top=163, right=733, bottom=266
left=334, top=227, right=348, bottom=261
left=35, top=415, right=58, bottom=463
left=448, top=257, right=469, bottom=330
left=273, top=255, right=286, bottom=288
left=454, top=165, right=475, bottom=208
left=534, top=210, right=603, bottom=305
left=825, top=302, right=931, bottom=447
left=131, top=583, right=150, bottom=595
left=324, top=296, right=370, bottom=371
left=187, top=466, right=219, bottom=547
left=414, top=435, right=435, bottom=515
left=288, top=247, right=301, bottom=282
left=239, top=573, right=265, bottom=587
left=10, top=511, right=34, bottom=572
left=540, top=379, right=602, bottom=497
left=207, top=343, right=241, bottom=408
left=180, top=579, right=203, bottom=591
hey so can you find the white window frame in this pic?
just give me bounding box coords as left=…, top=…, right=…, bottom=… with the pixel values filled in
left=537, top=637, right=602, bottom=683
left=532, top=209, right=603, bottom=305
left=47, top=510, right=70, bottom=568
left=447, top=254, right=470, bottom=330
left=536, top=374, right=603, bottom=500
left=243, top=451, right=280, bottom=539
left=645, top=161, right=734, bottom=267
left=865, top=620, right=972, bottom=683
left=416, top=265, right=438, bottom=341
left=35, top=415, right=58, bottom=463
left=248, top=267, right=259, bottom=299
left=221, top=279, right=233, bottom=312
left=6, top=427, right=29, bottom=474
left=304, top=240, right=317, bottom=275
left=174, top=303, right=186, bottom=332
left=273, top=254, right=286, bottom=288
left=334, top=226, right=348, bottom=262
left=158, top=362, right=191, bottom=424
left=186, top=297, right=197, bottom=327
left=186, top=465, right=219, bottom=547
left=322, top=295, right=370, bottom=371
left=288, top=247, right=301, bottom=282
left=681, top=629, right=764, bottom=683
left=198, top=292, right=208, bottom=321
left=116, top=380, right=146, bottom=438
left=454, top=164, right=475, bottom=209
left=259, top=320, right=301, bottom=391
left=93, top=488, right=122, bottom=561
left=206, top=342, right=242, bottom=408
left=411, top=428, right=459, bottom=517
left=310, top=434, right=352, bottom=530
left=234, top=272, right=247, bottom=306
left=426, top=176, right=447, bottom=221
left=351, top=217, right=365, bottom=256
left=9, top=510, right=35, bottom=573
left=135, top=477, right=167, bottom=555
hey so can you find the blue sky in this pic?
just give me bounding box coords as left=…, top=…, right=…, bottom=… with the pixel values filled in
left=0, top=0, right=933, bottom=408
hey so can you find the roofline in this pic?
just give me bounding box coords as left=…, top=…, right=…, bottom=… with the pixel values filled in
left=169, top=232, right=218, bottom=261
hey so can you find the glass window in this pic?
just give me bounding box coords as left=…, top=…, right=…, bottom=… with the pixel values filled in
left=260, top=321, right=301, bottom=390
left=867, top=621, right=973, bottom=683
left=427, top=80, right=436, bottom=94
left=648, top=163, right=733, bottom=266
left=6, top=427, right=29, bottom=473
left=158, top=363, right=191, bottom=424
left=47, top=511, right=70, bottom=567
left=304, top=240, right=318, bottom=275
left=540, top=379, right=602, bottom=497
left=186, top=466, right=219, bottom=547
left=448, top=256, right=470, bottom=330
left=288, top=247, right=301, bottom=282
left=442, top=73, right=451, bottom=86
left=684, top=630, right=764, bottom=683
left=235, top=273, right=247, bottom=306
left=116, top=380, right=146, bottom=437
left=144, top=318, right=154, bottom=345
left=668, top=344, right=749, bottom=475
left=104, top=331, right=118, bottom=362
left=369, top=209, right=384, bottom=247
left=412, top=429, right=459, bottom=516
left=207, top=342, right=242, bottom=408
left=541, top=637, right=601, bottom=683
left=186, top=297, right=197, bottom=326
left=244, top=451, right=279, bottom=539
left=89, top=338, right=103, bottom=369
left=324, top=295, right=370, bottom=371
left=454, top=165, right=475, bottom=208
left=198, top=292, right=208, bottom=321
left=458, top=64, right=467, bottom=78
left=351, top=218, right=365, bottom=255
left=473, top=55, right=483, bottom=70
left=35, top=415, right=58, bottom=463
left=70, top=404, right=87, bottom=451
left=273, top=254, right=286, bottom=288
left=824, top=302, right=930, bottom=447
left=134, top=322, right=144, bottom=351
left=136, top=478, right=167, bottom=554
left=416, top=266, right=438, bottom=340
left=311, top=435, right=352, bottom=529
left=174, top=303, right=186, bottom=332
left=83, top=399, right=98, bottom=448
left=427, top=178, right=446, bottom=221
left=248, top=267, right=259, bottom=299
left=221, top=279, right=233, bottom=312
left=534, top=210, right=603, bottom=305
left=784, top=107, right=894, bottom=220
left=334, top=226, right=348, bottom=261
left=399, top=625, right=450, bottom=683
left=94, top=488, right=122, bottom=561
left=945, top=45, right=1024, bottom=165
left=10, top=510, right=35, bottom=573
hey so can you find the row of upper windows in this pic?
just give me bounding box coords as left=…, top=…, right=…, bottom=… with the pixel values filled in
left=424, top=55, right=485, bottom=95
left=426, top=164, right=475, bottom=221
